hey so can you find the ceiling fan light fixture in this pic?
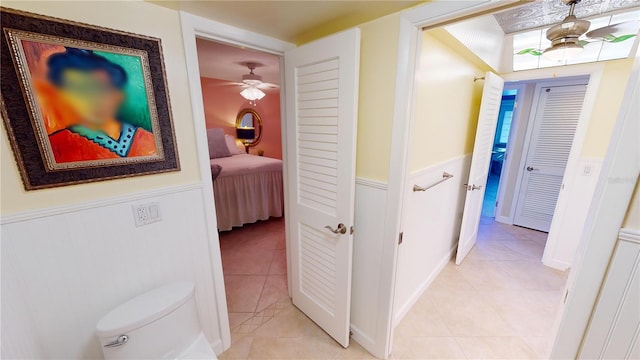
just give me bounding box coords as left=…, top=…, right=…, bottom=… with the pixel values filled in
left=542, top=1, right=590, bottom=63
left=543, top=41, right=584, bottom=61
left=240, top=86, right=266, bottom=101
left=546, top=15, right=591, bottom=40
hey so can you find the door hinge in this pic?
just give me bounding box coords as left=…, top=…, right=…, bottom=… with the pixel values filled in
left=495, top=200, right=499, bottom=207
left=563, top=289, right=569, bottom=303
left=398, top=232, right=404, bottom=245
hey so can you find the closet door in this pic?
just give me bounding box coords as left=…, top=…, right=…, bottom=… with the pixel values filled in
left=284, top=28, right=360, bottom=348
left=456, top=72, right=505, bottom=265
left=514, top=84, right=587, bottom=232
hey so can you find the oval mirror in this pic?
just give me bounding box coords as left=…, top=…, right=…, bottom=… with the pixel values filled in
left=235, top=109, right=263, bottom=150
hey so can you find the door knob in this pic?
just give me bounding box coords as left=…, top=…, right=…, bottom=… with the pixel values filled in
left=526, top=166, right=539, bottom=171
left=325, top=223, right=347, bottom=235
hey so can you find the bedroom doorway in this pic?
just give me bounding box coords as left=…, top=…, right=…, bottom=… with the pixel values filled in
left=194, top=38, right=290, bottom=337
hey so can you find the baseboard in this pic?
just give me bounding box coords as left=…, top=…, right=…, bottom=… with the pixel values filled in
left=211, top=338, right=224, bottom=356
left=1, top=183, right=203, bottom=224
left=392, top=245, right=457, bottom=327
left=542, top=257, right=571, bottom=271
left=495, top=215, right=512, bottom=225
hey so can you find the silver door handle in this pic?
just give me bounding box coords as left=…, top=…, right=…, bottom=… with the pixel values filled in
left=325, top=223, right=347, bottom=235
left=463, top=184, right=483, bottom=191
left=526, top=166, right=539, bottom=171
left=104, top=335, right=128, bottom=348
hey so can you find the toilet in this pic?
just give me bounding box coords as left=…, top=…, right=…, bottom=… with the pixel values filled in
left=96, top=282, right=217, bottom=359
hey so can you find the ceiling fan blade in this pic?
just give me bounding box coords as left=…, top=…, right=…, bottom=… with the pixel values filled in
left=586, top=20, right=640, bottom=41
left=257, top=82, right=280, bottom=89
left=204, top=81, right=246, bottom=88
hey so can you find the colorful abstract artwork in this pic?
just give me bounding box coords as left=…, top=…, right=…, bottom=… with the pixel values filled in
left=1, top=8, right=179, bottom=189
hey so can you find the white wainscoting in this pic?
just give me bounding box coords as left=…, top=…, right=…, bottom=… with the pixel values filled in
left=393, top=155, right=471, bottom=326
left=350, top=177, right=389, bottom=357
left=1, top=184, right=224, bottom=359
left=579, top=228, right=640, bottom=359
left=544, top=157, right=604, bottom=270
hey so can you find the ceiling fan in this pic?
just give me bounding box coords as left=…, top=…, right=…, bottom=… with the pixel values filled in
left=206, top=62, right=278, bottom=105
left=518, top=0, right=639, bottom=61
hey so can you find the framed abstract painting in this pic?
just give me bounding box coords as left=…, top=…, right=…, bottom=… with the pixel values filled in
left=0, top=8, right=179, bottom=190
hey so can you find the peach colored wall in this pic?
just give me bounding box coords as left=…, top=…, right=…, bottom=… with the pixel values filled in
left=200, top=77, right=282, bottom=159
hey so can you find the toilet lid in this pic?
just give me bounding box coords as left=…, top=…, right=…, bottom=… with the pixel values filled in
left=96, top=282, right=194, bottom=338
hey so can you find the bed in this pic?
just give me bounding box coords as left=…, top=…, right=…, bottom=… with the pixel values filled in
left=207, top=128, right=283, bottom=231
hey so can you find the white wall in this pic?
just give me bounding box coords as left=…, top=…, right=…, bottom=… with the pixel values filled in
left=350, top=179, right=389, bottom=356
left=579, top=229, right=640, bottom=359
left=1, top=186, right=224, bottom=359
left=393, top=156, right=471, bottom=324
left=443, top=15, right=507, bottom=73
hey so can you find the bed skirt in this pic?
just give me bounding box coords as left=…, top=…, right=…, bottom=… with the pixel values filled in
left=213, top=171, right=283, bottom=231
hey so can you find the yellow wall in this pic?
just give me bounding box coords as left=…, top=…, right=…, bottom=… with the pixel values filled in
left=1, top=1, right=200, bottom=215
left=354, top=14, right=401, bottom=181
left=410, top=29, right=491, bottom=171
left=581, top=58, right=635, bottom=158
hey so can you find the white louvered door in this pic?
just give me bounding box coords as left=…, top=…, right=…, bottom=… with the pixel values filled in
left=284, top=29, right=360, bottom=348
left=514, top=84, right=587, bottom=232
left=456, top=72, right=505, bottom=265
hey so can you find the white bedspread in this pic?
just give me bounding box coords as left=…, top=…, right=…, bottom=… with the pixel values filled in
left=210, top=154, right=283, bottom=231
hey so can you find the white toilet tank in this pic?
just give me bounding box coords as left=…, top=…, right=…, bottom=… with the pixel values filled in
left=96, top=282, right=217, bottom=359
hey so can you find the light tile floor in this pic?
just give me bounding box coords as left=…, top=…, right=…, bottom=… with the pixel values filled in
left=219, top=218, right=289, bottom=332
left=392, top=217, right=569, bottom=359
left=218, top=217, right=569, bottom=359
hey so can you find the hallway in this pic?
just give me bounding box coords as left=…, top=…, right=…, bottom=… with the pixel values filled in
left=218, top=218, right=568, bottom=359
left=392, top=218, right=569, bottom=359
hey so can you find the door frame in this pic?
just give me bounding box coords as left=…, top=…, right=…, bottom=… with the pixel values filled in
left=180, top=12, right=295, bottom=353
left=500, top=65, right=604, bottom=270
left=380, top=1, right=522, bottom=356
left=390, top=4, right=639, bottom=360
left=494, top=82, right=527, bottom=224
left=510, top=76, right=590, bottom=232
left=550, top=49, right=639, bottom=359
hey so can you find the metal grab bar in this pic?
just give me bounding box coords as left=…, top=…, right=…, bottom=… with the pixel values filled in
left=413, top=172, right=454, bottom=192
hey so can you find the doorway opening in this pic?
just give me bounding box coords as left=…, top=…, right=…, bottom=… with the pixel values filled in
left=481, top=89, right=517, bottom=218
left=483, top=75, right=590, bottom=238
left=392, top=17, right=598, bottom=356
left=193, top=38, right=290, bottom=339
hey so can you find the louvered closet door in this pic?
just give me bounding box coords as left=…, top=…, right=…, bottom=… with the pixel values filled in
left=456, top=72, right=505, bottom=265
left=284, top=29, right=360, bottom=348
left=514, top=84, right=587, bottom=232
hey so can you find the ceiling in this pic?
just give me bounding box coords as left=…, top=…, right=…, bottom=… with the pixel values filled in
left=494, top=0, right=640, bottom=34
left=149, top=0, right=422, bottom=44
left=196, top=38, right=281, bottom=85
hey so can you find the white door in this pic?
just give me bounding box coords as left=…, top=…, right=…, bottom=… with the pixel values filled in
left=456, top=72, right=504, bottom=265
left=284, top=29, right=360, bottom=348
left=514, top=84, right=587, bottom=232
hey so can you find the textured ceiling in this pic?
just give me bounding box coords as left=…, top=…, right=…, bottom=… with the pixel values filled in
left=149, top=0, right=422, bottom=44
left=495, top=0, right=640, bottom=34
left=196, top=38, right=281, bottom=85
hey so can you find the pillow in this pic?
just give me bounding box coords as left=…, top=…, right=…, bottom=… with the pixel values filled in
left=206, top=128, right=231, bottom=159
left=225, top=135, right=244, bottom=155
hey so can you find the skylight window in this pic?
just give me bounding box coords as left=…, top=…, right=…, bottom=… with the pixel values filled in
left=512, top=10, right=640, bottom=71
